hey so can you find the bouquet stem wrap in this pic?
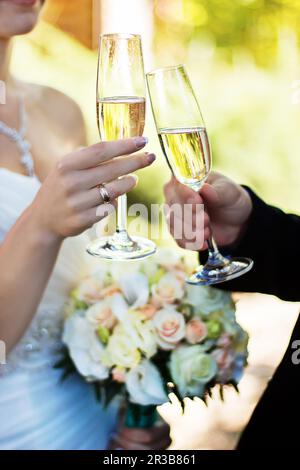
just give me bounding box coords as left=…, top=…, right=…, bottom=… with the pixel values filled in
left=124, top=403, right=157, bottom=428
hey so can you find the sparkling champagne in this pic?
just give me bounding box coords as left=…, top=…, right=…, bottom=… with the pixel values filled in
left=158, top=127, right=211, bottom=191
left=97, top=96, right=145, bottom=140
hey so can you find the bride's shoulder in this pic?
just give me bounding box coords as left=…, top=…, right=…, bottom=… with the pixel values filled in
left=23, top=82, right=86, bottom=145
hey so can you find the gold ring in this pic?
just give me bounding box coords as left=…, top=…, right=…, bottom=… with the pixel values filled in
left=98, top=183, right=110, bottom=203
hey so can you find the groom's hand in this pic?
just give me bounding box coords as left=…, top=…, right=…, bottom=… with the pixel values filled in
left=164, top=171, right=253, bottom=251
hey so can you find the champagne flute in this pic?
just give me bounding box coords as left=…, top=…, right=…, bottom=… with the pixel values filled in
left=146, top=65, right=253, bottom=285
left=86, top=33, right=156, bottom=260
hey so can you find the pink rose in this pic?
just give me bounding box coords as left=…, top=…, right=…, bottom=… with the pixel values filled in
left=186, top=318, right=207, bottom=344
left=153, top=307, right=186, bottom=350
left=212, top=348, right=236, bottom=383
left=217, top=333, right=232, bottom=349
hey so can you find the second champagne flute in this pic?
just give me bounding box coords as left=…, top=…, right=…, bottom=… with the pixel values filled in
left=146, top=64, right=253, bottom=285
left=86, top=33, right=156, bottom=260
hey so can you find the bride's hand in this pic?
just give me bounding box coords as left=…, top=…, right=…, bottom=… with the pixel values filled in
left=30, top=137, right=155, bottom=240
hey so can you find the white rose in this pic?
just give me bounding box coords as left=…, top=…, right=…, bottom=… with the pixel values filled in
left=152, top=273, right=184, bottom=308
left=186, top=285, right=233, bottom=315
left=152, top=307, right=186, bottom=350
left=63, top=314, right=109, bottom=381
left=126, top=360, right=168, bottom=406
left=169, top=345, right=217, bottom=397
left=101, top=325, right=141, bottom=369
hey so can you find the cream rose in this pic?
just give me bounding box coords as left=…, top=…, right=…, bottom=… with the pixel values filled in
left=155, top=248, right=186, bottom=282
left=152, top=307, right=186, bottom=350
left=74, top=278, right=104, bottom=304
left=186, top=318, right=208, bottom=344
left=151, top=273, right=184, bottom=308
left=101, top=325, right=141, bottom=369
left=154, top=248, right=183, bottom=269
left=86, top=297, right=117, bottom=330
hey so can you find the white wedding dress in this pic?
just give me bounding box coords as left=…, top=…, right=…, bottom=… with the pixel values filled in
left=0, top=168, right=118, bottom=450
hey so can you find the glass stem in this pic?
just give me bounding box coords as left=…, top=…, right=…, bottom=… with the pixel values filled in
left=111, top=193, right=135, bottom=249
left=117, top=194, right=127, bottom=232
left=205, top=236, right=230, bottom=269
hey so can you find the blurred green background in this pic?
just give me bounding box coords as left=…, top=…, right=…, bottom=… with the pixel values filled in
left=11, top=0, right=300, bottom=221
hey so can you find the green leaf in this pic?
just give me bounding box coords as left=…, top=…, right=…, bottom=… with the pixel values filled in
left=53, top=346, right=77, bottom=382
left=178, top=303, right=194, bottom=318
left=94, top=383, right=101, bottom=402
left=97, top=380, right=125, bottom=408
left=151, top=351, right=184, bottom=403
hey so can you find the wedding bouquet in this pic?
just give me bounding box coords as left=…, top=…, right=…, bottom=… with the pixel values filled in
left=60, top=249, right=248, bottom=427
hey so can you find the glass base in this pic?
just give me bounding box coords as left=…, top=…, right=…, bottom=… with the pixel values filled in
left=86, top=230, right=156, bottom=260
left=187, top=256, right=254, bottom=286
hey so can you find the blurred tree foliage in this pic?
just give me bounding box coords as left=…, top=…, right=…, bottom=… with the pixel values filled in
left=11, top=2, right=300, bottom=220
left=154, top=0, right=300, bottom=67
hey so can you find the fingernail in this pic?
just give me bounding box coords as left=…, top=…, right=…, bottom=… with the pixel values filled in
left=130, top=174, right=138, bottom=183
left=133, top=136, right=148, bottom=149
left=146, top=152, right=156, bottom=163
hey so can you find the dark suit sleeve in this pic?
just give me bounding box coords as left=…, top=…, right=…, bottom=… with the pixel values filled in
left=200, top=187, right=300, bottom=301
